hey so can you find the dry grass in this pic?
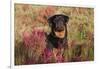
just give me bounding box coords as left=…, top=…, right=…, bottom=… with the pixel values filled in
left=14, top=4, right=94, bottom=65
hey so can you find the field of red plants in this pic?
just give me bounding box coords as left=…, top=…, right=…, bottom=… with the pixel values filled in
left=14, top=4, right=94, bottom=65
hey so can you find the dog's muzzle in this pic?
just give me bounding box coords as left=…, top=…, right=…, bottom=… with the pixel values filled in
left=54, top=26, right=64, bottom=32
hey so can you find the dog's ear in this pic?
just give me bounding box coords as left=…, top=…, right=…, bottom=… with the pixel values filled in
left=63, top=15, right=69, bottom=24
left=47, top=16, right=55, bottom=27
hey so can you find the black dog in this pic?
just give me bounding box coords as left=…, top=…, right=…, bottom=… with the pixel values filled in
left=47, top=14, right=69, bottom=50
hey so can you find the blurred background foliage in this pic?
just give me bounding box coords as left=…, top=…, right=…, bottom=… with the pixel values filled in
left=14, top=4, right=94, bottom=65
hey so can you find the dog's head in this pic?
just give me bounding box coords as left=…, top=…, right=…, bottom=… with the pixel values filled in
left=48, top=14, right=69, bottom=38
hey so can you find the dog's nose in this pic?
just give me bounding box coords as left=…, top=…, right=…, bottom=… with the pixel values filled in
left=55, top=27, right=64, bottom=32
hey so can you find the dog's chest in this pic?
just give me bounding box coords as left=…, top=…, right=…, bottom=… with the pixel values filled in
left=47, top=34, right=67, bottom=49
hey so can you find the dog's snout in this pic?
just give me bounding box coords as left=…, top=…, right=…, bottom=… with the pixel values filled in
left=54, top=22, right=64, bottom=31
left=55, top=26, right=64, bottom=32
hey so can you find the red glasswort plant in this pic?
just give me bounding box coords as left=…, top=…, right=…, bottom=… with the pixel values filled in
left=23, top=29, right=65, bottom=64
left=23, top=29, right=46, bottom=64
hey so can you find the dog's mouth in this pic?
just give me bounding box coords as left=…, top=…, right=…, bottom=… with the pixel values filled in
left=54, top=29, right=65, bottom=38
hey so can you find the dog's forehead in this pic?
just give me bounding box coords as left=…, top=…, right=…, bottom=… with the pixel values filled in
left=48, top=14, right=69, bottom=25
left=53, top=15, right=65, bottom=23
left=54, top=16, right=64, bottom=21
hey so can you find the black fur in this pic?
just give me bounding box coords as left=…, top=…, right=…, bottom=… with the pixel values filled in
left=47, top=14, right=69, bottom=49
